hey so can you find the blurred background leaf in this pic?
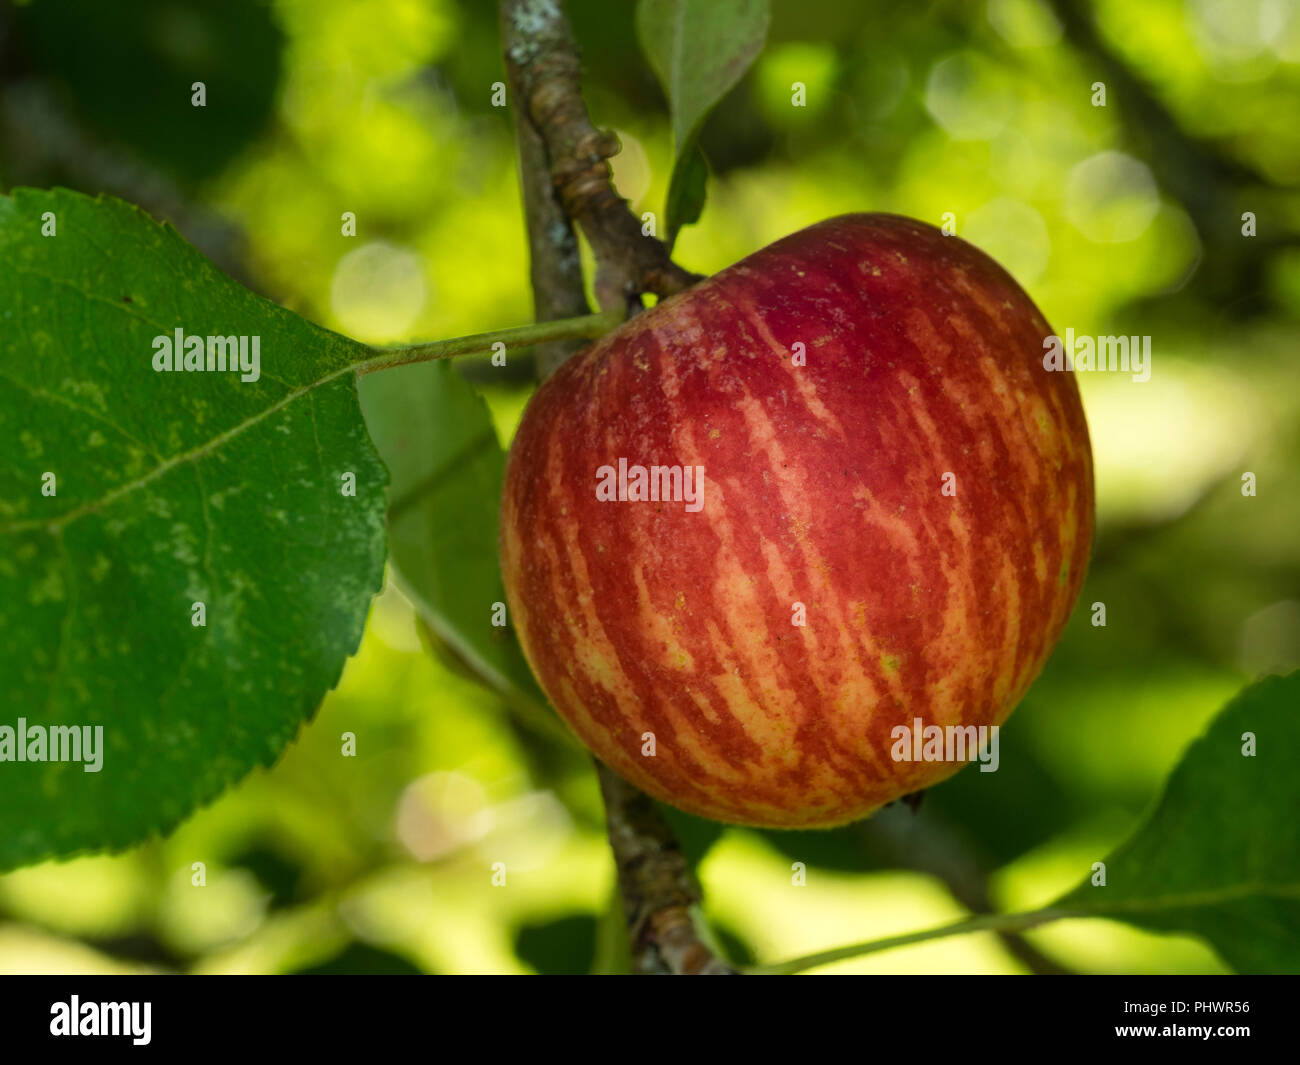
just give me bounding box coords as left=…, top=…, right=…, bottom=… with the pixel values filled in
left=10, top=0, right=282, bottom=186
left=294, top=941, right=426, bottom=975
left=356, top=359, right=567, bottom=743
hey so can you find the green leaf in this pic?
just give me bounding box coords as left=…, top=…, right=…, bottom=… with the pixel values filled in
left=1054, top=670, right=1300, bottom=973
left=754, top=671, right=1300, bottom=975
left=356, top=362, right=569, bottom=743
left=663, top=144, right=709, bottom=251
left=0, top=188, right=388, bottom=870
left=636, top=0, right=769, bottom=241
left=636, top=0, right=771, bottom=155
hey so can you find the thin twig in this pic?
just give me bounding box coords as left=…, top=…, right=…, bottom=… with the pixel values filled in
left=357, top=307, right=622, bottom=375
left=856, top=804, right=1072, bottom=974
left=748, top=908, right=1072, bottom=976
left=500, top=0, right=702, bottom=310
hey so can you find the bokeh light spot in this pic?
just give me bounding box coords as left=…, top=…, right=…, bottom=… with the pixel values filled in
left=1065, top=151, right=1160, bottom=243
left=962, top=197, right=1051, bottom=284
left=924, top=51, right=1014, bottom=141
left=330, top=240, right=428, bottom=342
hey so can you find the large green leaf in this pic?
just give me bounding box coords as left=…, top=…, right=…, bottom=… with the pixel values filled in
left=636, top=0, right=769, bottom=245
left=0, top=188, right=387, bottom=870
left=1055, top=670, right=1300, bottom=973
left=356, top=361, right=567, bottom=743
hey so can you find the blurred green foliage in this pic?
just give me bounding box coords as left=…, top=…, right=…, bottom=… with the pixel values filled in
left=1, top=0, right=1296, bottom=973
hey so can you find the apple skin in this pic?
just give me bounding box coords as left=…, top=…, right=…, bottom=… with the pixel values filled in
left=500, top=214, right=1093, bottom=828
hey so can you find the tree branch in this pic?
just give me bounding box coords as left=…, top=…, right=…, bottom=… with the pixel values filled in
left=500, top=2, right=592, bottom=378
left=500, top=0, right=724, bottom=975
left=500, top=0, right=702, bottom=311
left=596, top=763, right=736, bottom=975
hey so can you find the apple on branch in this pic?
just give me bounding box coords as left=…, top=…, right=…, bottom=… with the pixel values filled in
left=501, top=213, right=1094, bottom=829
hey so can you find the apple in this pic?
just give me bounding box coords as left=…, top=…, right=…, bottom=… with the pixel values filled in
left=500, top=214, right=1093, bottom=828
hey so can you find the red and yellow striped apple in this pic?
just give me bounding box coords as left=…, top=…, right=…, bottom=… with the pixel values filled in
left=500, top=214, right=1093, bottom=828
